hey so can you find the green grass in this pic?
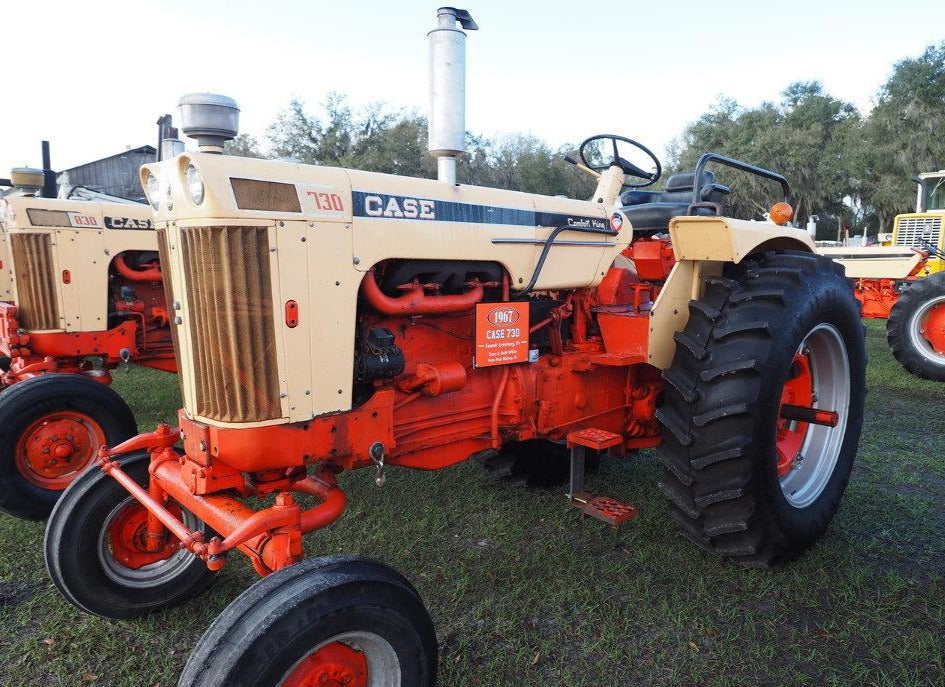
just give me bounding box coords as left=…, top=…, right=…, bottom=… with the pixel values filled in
left=0, top=319, right=943, bottom=686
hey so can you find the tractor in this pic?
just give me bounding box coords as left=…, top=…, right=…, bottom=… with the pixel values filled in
left=46, top=126, right=866, bottom=687
left=43, top=10, right=866, bottom=686
left=0, top=168, right=175, bottom=519
left=897, top=168, right=945, bottom=274
left=819, top=169, right=945, bottom=381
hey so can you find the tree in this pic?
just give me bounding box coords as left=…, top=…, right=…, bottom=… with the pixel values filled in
left=854, top=42, right=945, bottom=230
left=668, top=83, right=860, bottom=233
left=223, top=134, right=265, bottom=158
left=264, top=96, right=594, bottom=198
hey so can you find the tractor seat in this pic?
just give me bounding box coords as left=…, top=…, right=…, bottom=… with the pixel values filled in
left=620, top=170, right=730, bottom=233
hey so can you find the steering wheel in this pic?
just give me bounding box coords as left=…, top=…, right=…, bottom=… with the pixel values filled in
left=578, top=134, right=662, bottom=188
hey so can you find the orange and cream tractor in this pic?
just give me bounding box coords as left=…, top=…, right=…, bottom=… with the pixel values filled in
left=819, top=171, right=945, bottom=381
left=0, top=167, right=175, bottom=519
left=44, top=11, right=867, bottom=686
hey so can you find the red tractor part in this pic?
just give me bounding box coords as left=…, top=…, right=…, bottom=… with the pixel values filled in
left=14, top=410, right=106, bottom=489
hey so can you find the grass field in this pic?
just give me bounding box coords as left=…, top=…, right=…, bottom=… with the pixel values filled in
left=0, top=319, right=942, bottom=686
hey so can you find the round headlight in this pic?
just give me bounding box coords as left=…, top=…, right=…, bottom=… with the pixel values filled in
left=185, top=163, right=205, bottom=205
left=144, top=172, right=161, bottom=210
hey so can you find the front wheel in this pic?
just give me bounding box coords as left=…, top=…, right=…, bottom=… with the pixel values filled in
left=656, top=251, right=866, bottom=566
left=179, top=556, right=437, bottom=687
left=886, top=271, right=945, bottom=381
left=0, top=373, right=138, bottom=519
left=44, top=450, right=217, bottom=618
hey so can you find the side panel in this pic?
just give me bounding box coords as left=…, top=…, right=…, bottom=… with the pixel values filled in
left=649, top=260, right=723, bottom=369
left=0, top=231, right=10, bottom=301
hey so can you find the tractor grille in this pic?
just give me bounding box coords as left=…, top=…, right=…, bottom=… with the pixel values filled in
left=157, top=229, right=183, bottom=387
left=9, top=233, right=59, bottom=330
left=895, top=215, right=942, bottom=249
left=179, top=226, right=281, bottom=423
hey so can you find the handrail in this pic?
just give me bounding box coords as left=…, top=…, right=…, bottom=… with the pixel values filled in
left=691, top=152, right=792, bottom=209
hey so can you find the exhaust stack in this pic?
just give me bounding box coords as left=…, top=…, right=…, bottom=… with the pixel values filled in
left=178, top=93, right=239, bottom=154
left=157, top=114, right=184, bottom=161
left=428, top=7, right=478, bottom=185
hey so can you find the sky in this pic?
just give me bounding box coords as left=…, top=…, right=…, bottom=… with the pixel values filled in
left=2, top=0, right=944, bottom=176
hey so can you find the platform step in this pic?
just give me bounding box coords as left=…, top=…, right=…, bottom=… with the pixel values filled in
left=571, top=491, right=639, bottom=526
left=566, top=428, right=623, bottom=451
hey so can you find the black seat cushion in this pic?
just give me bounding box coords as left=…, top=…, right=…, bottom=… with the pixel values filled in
left=619, top=169, right=729, bottom=232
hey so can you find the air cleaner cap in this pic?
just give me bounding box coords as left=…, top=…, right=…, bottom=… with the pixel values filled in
left=10, top=167, right=44, bottom=194
left=178, top=93, right=239, bottom=150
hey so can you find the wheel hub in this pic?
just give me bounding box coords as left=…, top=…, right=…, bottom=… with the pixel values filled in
left=776, top=353, right=813, bottom=477
left=776, top=324, right=850, bottom=508
left=281, top=642, right=368, bottom=687
left=108, top=501, right=182, bottom=569
left=14, top=412, right=105, bottom=489
left=921, top=300, right=945, bottom=355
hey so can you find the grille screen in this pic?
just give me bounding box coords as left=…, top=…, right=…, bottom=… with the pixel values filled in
left=230, top=178, right=301, bottom=212
left=10, top=233, right=59, bottom=330
left=157, top=228, right=184, bottom=394
left=179, top=226, right=281, bottom=423
left=25, top=208, right=70, bottom=227
left=895, top=215, right=942, bottom=248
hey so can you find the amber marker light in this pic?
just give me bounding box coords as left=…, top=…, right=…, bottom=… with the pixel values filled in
left=769, top=202, right=794, bottom=225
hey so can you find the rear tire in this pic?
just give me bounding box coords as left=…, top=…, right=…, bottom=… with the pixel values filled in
left=44, top=450, right=217, bottom=618
left=886, top=271, right=945, bottom=381
left=0, top=374, right=137, bottom=519
left=179, top=556, right=437, bottom=687
left=656, top=252, right=866, bottom=566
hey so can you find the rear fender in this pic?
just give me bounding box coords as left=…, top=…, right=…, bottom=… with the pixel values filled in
left=647, top=216, right=814, bottom=369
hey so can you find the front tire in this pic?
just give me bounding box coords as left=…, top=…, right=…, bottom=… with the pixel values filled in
left=0, top=373, right=137, bottom=519
left=886, top=271, right=945, bottom=381
left=44, top=450, right=217, bottom=618
left=179, top=556, right=437, bottom=687
left=656, top=252, right=866, bottom=566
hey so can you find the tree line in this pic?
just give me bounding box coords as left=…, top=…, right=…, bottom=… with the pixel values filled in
left=226, top=41, right=945, bottom=238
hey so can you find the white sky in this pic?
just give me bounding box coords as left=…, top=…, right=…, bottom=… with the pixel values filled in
left=2, top=0, right=944, bottom=174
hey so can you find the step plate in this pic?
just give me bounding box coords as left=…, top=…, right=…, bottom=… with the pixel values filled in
left=572, top=493, right=639, bottom=526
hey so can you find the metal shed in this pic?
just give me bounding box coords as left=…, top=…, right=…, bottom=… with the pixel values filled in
left=56, top=145, right=156, bottom=202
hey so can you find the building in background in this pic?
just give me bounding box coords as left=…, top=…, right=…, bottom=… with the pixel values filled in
left=56, top=145, right=156, bottom=202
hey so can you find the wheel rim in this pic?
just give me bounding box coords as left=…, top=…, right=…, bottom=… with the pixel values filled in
left=776, top=324, right=850, bottom=508
left=14, top=411, right=106, bottom=489
left=98, top=497, right=198, bottom=586
left=280, top=631, right=401, bottom=687
left=909, top=295, right=945, bottom=365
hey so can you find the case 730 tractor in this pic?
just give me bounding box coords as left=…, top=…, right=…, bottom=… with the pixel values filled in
left=44, top=76, right=867, bottom=687
left=0, top=167, right=175, bottom=519
left=819, top=169, right=945, bottom=381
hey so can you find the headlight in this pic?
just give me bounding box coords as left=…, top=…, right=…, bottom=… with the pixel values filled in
left=185, top=163, right=205, bottom=205
left=144, top=171, right=161, bottom=210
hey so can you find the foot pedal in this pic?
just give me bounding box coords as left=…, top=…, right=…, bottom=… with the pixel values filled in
left=571, top=492, right=639, bottom=526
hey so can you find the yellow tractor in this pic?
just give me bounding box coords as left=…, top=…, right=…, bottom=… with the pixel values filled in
left=894, top=168, right=945, bottom=274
